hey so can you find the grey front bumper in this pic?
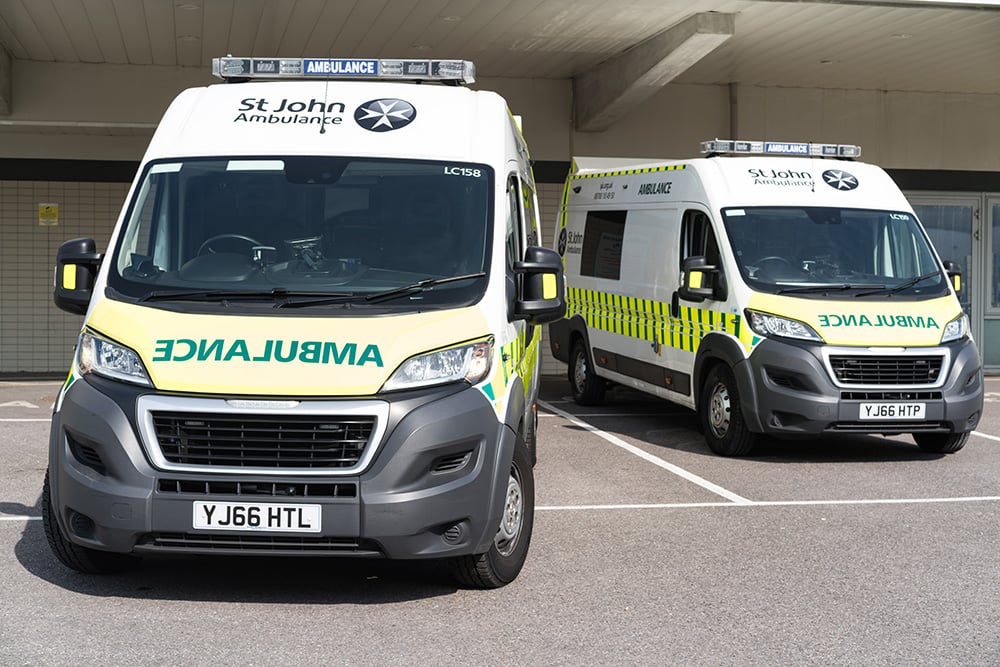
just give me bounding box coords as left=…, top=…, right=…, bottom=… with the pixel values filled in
left=47, top=376, right=514, bottom=560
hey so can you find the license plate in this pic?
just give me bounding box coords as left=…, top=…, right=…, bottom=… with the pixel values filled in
left=859, top=402, right=925, bottom=420
left=192, top=501, right=321, bottom=533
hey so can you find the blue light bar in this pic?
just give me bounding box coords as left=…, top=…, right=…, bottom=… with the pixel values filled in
left=211, top=57, right=476, bottom=85
left=700, top=139, right=861, bottom=158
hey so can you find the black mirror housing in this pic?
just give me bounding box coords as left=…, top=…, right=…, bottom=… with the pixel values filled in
left=54, top=238, right=102, bottom=315
left=943, top=260, right=962, bottom=293
left=513, top=246, right=566, bottom=324
left=678, top=255, right=726, bottom=302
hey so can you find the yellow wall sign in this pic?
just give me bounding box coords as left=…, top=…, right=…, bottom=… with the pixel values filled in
left=38, top=203, right=59, bottom=227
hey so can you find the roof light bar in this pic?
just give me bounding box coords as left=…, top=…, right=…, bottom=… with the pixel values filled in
left=211, top=57, right=476, bottom=85
left=700, top=139, right=861, bottom=159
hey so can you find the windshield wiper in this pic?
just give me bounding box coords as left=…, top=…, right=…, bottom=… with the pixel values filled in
left=140, top=288, right=353, bottom=304
left=776, top=284, right=881, bottom=295
left=854, top=271, right=940, bottom=297
left=363, top=272, right=487, bottom=304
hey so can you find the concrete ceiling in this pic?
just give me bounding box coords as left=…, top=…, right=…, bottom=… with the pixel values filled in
left=0, top=0, right=998, bottom=131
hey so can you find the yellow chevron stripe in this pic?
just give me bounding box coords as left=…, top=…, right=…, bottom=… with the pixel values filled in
left=564, top=288, right=748, bottom=354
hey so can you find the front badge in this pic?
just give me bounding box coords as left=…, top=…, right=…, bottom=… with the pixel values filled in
left=822, top=169, right=859, bottom=191
left=354, top=98, right=416, bottom=132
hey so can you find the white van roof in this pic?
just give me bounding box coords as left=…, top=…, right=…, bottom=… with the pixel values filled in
left=142, top=79, right=512, bottom=165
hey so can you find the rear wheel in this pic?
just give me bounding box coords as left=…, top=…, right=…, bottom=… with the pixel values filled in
left=42, top=470, right=133, bottom=574
left=913, top=432, right=969, bottom=454
left=700, top=365, right=757, bottom=457
left=569, top=340, right=605, bottom=406
left=449, top=440, right=534, bottom=589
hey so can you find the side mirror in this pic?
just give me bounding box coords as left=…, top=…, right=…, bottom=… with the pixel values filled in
left=513, top=246, right=566, bottom=324
left=678, top=255, right=726, bottom=302
left=943, top=260, right=962, bottom=293
left=54, top=238, right=102, bottom=315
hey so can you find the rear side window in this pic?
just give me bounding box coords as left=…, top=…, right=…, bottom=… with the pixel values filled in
left=581, top=210, right=626, bottom=280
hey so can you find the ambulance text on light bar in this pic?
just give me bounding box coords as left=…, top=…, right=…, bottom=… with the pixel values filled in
left=211, top=57, right=476, bottom=85
left=700, top=139, right=861, bottom=159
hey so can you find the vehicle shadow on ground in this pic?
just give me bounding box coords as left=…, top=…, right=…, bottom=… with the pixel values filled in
left=13, top=513, right=464, bottom=604
left=543, top=381, right=946, bottom=464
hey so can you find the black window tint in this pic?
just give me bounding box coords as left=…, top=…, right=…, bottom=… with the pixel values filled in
left=581, top=210, right=626, bottom=280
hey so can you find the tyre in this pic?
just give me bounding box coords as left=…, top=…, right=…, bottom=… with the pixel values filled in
left=449, top=440, right=534, bottom=589
left=700, top=364, right=757, bottom=457
left=42, top=470, right=133, bottom=574
left=913, top=431, right=969, bottom=454
left=524, top=405, right=538, bottom=467
left=569, top=340, right=605, bottom=406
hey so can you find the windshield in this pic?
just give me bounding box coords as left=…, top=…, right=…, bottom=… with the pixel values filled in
left=108, top=157, right=493, bottom=310
left=721, top=206, right=949, bottom=298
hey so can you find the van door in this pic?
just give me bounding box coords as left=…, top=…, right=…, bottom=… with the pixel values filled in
left=674, top=208, right=734, bottom=399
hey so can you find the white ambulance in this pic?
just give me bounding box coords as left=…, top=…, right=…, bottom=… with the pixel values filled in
left=550, top=140, right=983, bottom=456
left=46, top=57, right=564, bottom=588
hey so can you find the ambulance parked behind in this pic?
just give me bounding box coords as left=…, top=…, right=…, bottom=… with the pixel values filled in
left=45, top=56, right=564, bottom=588
left=550, top=140, right=982, bottom=456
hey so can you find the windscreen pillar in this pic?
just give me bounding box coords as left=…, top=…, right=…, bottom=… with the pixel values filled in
left=573, top=13, right=734, bottom=132
left=0, top=47, right=11, bottom=115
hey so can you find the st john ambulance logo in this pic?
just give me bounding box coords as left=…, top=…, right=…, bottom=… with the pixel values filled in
left=822, top=169, right=859, bottom=191
left=354, top=98, right=416, bottom=132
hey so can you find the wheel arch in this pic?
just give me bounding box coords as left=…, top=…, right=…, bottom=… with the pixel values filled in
left=693, top=332, right=764, bottom=432
left=549, top=314, right=590, bottom=365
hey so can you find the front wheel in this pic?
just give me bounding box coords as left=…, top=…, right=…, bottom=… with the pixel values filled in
left=449, top=440, right=534, bottom=589
left=913, top=432, right=969, bottom=454
left=42, top=470, right=134, bottom=574
left=569, top=340, right=605, bottom=406
left=700, top=365, right=757, bottom=457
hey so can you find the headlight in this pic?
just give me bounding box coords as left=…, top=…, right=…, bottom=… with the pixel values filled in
left=77, top=331, right=151, bottom=386
left=382, top=339, right=492, bottom=392
left=745, top=309, right=823, bottom=342
left=940, top=313, right=969, bottom=343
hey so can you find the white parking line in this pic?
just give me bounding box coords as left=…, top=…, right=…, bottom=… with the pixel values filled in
left=539, top=412, right=667, bottom=418
left=972, top=431, right=1000, bottom=443
left=538, top=399, right=752, bottom=505
left=0, top=419, right=49, bottom=423
left=0, top=516, right=40, bottom=521
left=539, top=495, right=1000, bottom=511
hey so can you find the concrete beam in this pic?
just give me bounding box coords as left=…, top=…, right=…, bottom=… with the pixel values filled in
left=0, top=47, right=11, bottom=115
left=573, top=13, right=735, bottom=132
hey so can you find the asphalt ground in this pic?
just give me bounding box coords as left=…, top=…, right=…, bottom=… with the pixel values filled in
left=2, top=376, right=999, bottom=666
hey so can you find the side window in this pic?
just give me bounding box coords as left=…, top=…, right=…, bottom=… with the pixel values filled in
left=505, top=175, right=524, bottom=270
left=680, top=209, right=722, bottom=296
left=580, top=210, right=626, bottom=280
left=680, top=210, right=720, bottom=266
left=522, top=181, right=539, bottom=247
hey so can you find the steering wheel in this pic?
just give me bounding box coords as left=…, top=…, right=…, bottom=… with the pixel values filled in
left=751, top=256, right=793, bottom=268
left=197, top=234, right=264, bottom=256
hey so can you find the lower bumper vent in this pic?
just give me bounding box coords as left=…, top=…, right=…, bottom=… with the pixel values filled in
left=136, top=532, right=382, bottom=555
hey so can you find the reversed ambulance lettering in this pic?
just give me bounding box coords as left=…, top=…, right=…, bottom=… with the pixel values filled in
left=818, top=314, right=940, bottom=329
left=153, top=338, right=384, bottom=366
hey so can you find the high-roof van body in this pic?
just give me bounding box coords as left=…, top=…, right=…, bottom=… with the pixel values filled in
left=45, top=58, right=564, bottom=588
left=551, top=142, right=982, bottom=456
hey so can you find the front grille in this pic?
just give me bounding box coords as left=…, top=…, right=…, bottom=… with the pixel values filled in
left=137, top=532, right=381, bottom=555
left=150, top=412, right=375, bottom=469
left=157, top=478, right=357, bottom=498
left=828, top=355, right=943, bottom=385
left=841, top=391, right=942, bottom=401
